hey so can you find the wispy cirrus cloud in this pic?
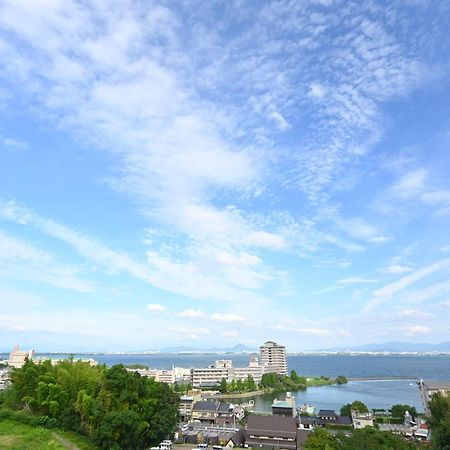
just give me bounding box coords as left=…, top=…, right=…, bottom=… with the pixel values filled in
left=364, top=259, right=450, bottom=313
left=0, top=230, right=94, bottom=293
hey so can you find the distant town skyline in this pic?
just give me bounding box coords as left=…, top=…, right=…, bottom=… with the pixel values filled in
left=1, top=1, right=450, bottom=351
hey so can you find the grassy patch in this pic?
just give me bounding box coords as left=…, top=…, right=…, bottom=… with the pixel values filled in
left=306, top=377, right=336, bottom=387
left=0, top=419, right=67, bottom=449
left=0, top=418, right=98, bottom=450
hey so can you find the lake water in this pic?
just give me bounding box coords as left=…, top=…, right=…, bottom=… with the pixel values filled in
left=17, top=353, right=450, bottom=381
left=3, top=352, right=449, bottom=413
left=237, top=380, right=424, bottom=413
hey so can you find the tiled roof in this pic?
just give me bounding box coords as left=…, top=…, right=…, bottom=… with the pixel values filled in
left=193, top=400, right=218, bottom=411
left=247, top=415, right=297, bottom=435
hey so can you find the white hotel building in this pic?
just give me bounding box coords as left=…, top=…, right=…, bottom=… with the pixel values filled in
left=191, top=341, right=288, bottom=387
left=260, top=340, right=288, bottom=376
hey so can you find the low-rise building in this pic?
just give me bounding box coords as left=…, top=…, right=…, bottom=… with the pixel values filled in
left=179, top=394, right=202, bottom=422
left=272, top=393, right=296, bottom=417
left=351, top=410, right=374, bottom=429
left=127, top=366, right=190, bottom=385
left=225, top=429, right=245, bottom=448
left=191, top=357, right=264, bottom=388
left=191, top=361, right=232, bottom=388
left=192, top=399, right=219, bottom=424
left=232, top=357, right=263, bottom=384
left=299, top=411, right=352, bottom=431
left=246, top=415, right=297, bottom=450
left=191, top=400, right=237, bottom=425
left=414, top=423, right=429, bottom=441
left=418, top=379, right=450, bottom=414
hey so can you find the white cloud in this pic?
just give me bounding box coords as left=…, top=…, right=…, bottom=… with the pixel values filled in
left=383, top=265, right=413, bottom=274
left=211, top=313, right=246, bottom=323
left=440, top=300, right=450, bottom=308
left=390, top=169, right=427, bottom=199
left=146, top=304, right=167, bottom=313
left=397, top=309, right=432, bottom=319
left=296, top=328, right=329, bottom=336
left=267, top=110, right=291, bottom=130
left=364, top=259, right=450, bottom=312
left=308, top=83, right=326, bottom=99
left=0, top=229, right=95, bottom=293
left=403, top=325, right=431, bottom=336
left=338, top=277, right=378, bottom=284
left=337, top=217, right=389, bottom=243
left=2, top=136, right=29, bottom=150
left=167, top=326, right=211, bottom=339
left=221, top=331, right=238, bottom=338
left=0, top=200, right=151, bottom=281
left=338, top=329, right=351, bottom=337
left=178, top=309, right=207, bottom=319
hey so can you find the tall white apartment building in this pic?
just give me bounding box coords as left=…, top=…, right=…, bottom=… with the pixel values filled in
left=260, top=341, right=288, bottom=375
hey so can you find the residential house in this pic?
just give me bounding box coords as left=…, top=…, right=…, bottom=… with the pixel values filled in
left=192, top=400, right=236, bottom=425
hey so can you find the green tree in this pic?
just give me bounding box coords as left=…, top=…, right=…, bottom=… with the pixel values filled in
left=340, top=428, right=419, bottom=449
left=6, top=360, right=179, bottom=449
left=340, top=400, right=368, bottom=417
left=260, top=372, right=278, bottom=388
left=246, top=375, right=257, bottom=391
left=219, top=378, right=228, bottom=394
left=428, top=392, right=450, bottom=450
left=303, top=428, right=339, bottom=450
left=335, top=376, right=347, bottom=385
left=389, top=404, right=418, bottom=418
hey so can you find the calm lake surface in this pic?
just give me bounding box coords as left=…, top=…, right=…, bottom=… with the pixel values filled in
left=233, top=380, right=424, bottom=413
left=3, top=353, right=449, bottom=413
left=22, top=353, right=450, bottom=381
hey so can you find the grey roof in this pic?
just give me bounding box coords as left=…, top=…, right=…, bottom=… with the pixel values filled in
left=299, top=415, right=316, bottom=425
left=227, top=429, right=245, bottom=446
left=336, top=415, right=352, bottom=425
left=247, top=415, right=297, bottom=435
left=318, top=409, right=337, bottom=417
left=193, top=400, right=218, bottom=411
left=218, top=402, right=232, bottom=412
left=422, top=380, right=450, bottom=390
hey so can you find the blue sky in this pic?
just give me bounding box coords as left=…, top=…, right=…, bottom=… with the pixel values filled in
left=1, top=0, right=450, bottom=352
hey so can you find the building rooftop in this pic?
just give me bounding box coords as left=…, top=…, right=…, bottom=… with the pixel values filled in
left=218, top=402, right=232, bottom=412
left=318, top=409, right=337, bottom=417
left=247, top=415, right=297, bottom=433
left=193, top=400, right=218, bottom=411
left=421, top=380, right=450, bottom=390
left=272, top=401, right=293, bottom=408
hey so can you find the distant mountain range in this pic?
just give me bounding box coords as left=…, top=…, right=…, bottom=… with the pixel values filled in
left=320, top=341, right=450, bottom=353
left=139, top=343, right=257, bottom=353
